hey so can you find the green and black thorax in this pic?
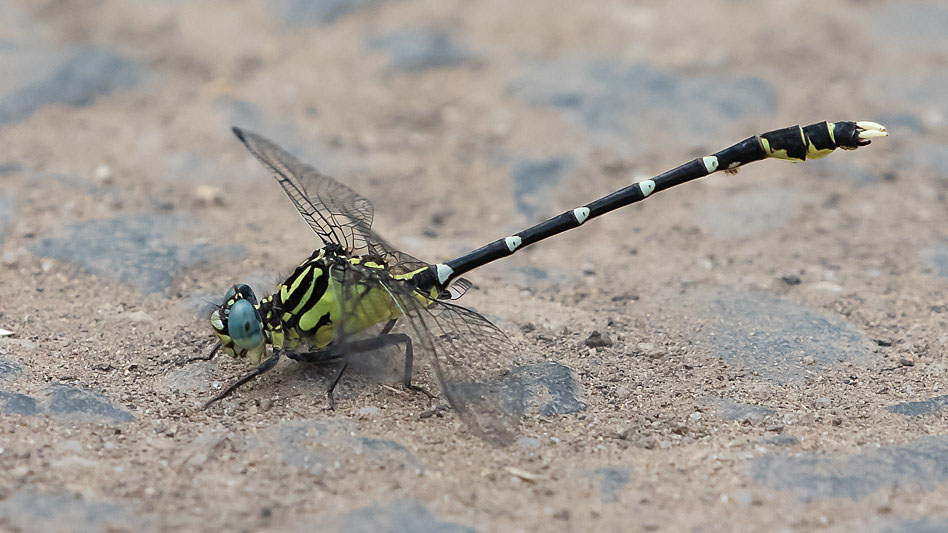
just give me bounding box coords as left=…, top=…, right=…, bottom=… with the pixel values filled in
left=210, top=243, right=441, bottom=364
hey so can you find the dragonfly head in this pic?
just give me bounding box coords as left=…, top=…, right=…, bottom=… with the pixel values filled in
left=210, top=283, right=268, bottom=364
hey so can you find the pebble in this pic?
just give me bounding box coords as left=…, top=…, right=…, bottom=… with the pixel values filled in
left=94, top=164, right=112, bottom=183
left=358, top=406, right=380, bottom=417
left=584, top=330, right=613, bottom=348
left=781, top=274, right=802, bottom=286
left=616, top=385, right=631, bottom=400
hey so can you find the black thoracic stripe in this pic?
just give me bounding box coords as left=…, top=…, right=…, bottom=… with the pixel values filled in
left=307, top=312, right=332, bottom=333
left=438, top=120, right=884, bottom=285
left=286, top=266, right=330, bottom=329
left=281, top=262, right=317, bottom=312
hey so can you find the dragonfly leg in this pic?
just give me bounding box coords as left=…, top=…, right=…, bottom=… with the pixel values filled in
left=181, top=342, right=221, bottom=365
left=365, top=320, right=434, bottom=398
left=205, top=350, right=281, bottom=407
left=326, top=359, right=348, bottom=410
left=388, top=332, right=435, bottom=400
left=285, top=347, right=341, bottom=363
left=291, top=328, right=437, bottom=408
left=379, top=319, right=396, bottom=335
left=333, top=332, right=437, bottom=401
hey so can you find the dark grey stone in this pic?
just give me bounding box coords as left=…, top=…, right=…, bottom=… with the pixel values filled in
left=28, top=214, right=243, bottom=295
left=509, top=156, right=574, bottom=219
left=509, top=59, right=776, bottom=157
left=0, top=487, right=148, bottom=532
left=0, top=357, right=21, bottom=381
left=45, top=384, right=134, bottom=424
left=689, top=289, right=875, bottom=384
left=0, top=391, right=40, bottom=415
left=0, top=46, right=140, bottom=125
left=369, top=28, right=478, bottom=72
left=716, top=398, right=776, bottom=423
left=694, top=190, right=801, bottom=239
left=265, top=420, right=415, bottom=474
left=0, top=161, right=22, bottom=174
left=268, top=0, right=383, bottom=26
left=752, top=435, right=948, bottom=501
left=592, top=467, right=631, bottom=503
left=332, top=498, right=475, bottom=533
left=887, top=395, right=948, bottom=417
left=584, top=330, right=613, bottom=348
left=0, top=192, right=13, bottom=242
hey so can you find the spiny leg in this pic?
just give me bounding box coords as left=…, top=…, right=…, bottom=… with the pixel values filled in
left=205, top=350, right=281, bottom=408
left=181, top=342, right=221, bottom=365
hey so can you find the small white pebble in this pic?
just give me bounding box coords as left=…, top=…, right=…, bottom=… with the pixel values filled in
left=94, top=164, right=112, bottom=182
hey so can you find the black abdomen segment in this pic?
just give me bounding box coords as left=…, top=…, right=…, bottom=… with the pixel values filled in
left=432, top=120, right=886, bottom=286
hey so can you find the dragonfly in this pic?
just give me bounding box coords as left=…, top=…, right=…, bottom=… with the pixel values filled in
left=197, top=120, right=887, bottom=445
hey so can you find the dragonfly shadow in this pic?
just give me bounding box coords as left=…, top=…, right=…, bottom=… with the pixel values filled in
left=450, top=361, right=587, bottom=418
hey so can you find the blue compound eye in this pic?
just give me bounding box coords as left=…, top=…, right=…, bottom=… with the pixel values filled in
left=225, top=284, right=257, bottom=305
left=228, top=299, right=264, bottom=350
left=224, top=285, right=239, bottom=303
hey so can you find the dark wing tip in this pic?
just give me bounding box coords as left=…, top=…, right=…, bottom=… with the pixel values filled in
left=232, top=126, right=247, bottom=143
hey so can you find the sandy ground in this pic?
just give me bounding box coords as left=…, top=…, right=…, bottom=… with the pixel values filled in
left=0, top=0, right=946, bottom=531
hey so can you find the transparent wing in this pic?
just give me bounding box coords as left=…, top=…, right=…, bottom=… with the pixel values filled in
left=326, top=256, right=521, bottom=445
left=233, top=127, right=426, bottom=272
left=380, top=280, right=524, bottom=446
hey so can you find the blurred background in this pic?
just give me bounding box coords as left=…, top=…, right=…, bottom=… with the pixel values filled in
left=0, top=0, right=945, bottom=531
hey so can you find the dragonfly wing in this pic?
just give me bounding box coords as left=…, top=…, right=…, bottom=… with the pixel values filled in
left=381, top=281, right=523, bottom=446
left=233, top=127, right=359, bottom=249
left=234, top=128, right=432, bottom=273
